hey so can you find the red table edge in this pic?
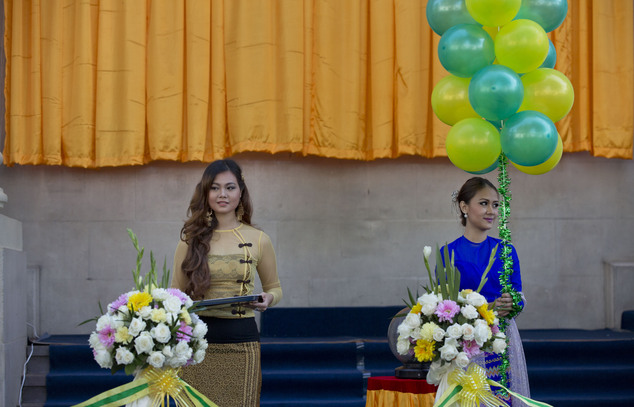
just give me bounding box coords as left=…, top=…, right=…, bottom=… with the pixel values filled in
left=367, top=376, right=438, bottom=394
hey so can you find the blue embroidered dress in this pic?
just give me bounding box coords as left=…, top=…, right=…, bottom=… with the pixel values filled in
left=443, top=235, right=531, bottom=406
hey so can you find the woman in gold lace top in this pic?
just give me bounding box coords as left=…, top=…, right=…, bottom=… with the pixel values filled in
left=171, top=159, right=282, bottom=407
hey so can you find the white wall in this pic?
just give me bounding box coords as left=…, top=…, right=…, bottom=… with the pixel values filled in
left=0, top=151, right=632, bottom=334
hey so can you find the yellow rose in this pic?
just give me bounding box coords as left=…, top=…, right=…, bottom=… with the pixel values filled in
left=151, top=308, right=167, bottom=323
left=115, top=326, right=133, bottom=344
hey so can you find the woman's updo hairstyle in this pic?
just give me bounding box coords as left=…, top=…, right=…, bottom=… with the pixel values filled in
left=453, top=177, right=498, bottom=226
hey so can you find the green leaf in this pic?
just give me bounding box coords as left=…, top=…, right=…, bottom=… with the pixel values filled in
left=407, top=287, right=416, bottom=307
left=477, top=243, right=498, bottom=293
left=444, top=244, right=454, bottom=299
left=435, top=243, right=448, bottom=299
left=124, top=364, right=137, bottom=376
left=77, top=317, right=98, bottom=326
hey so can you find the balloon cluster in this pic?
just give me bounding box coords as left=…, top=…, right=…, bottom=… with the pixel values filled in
left=429, top=0, right=571, bottom=175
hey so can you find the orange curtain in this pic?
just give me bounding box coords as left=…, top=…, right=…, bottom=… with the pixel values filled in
left=3, top=0, right=632, bottom=168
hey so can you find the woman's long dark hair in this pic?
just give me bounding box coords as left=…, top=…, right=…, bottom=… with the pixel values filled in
left=180, top=159, right=253, bottom=299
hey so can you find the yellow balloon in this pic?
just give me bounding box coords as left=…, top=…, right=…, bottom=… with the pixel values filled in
left=466, top=0, right=521, bottom=27
left=512, top=135, right=563, bottom=175
left=495, top=19, right=549, bottom=73
left=432, top=75, right=480, bottom=126
left=446, top=118, right=501, bottom=173
left=519, top=68, right=574, bottom=122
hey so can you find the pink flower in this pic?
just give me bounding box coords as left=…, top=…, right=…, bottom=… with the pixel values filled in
left=462, top=339, right=481, bottom=358
left=167, top=288, right=188, bottom=305
left=98, top=325, right=117, bottom=348
left=435, top=300, right=460, bottom=323
left=108, top=293, right=129, bottom=313
left=177, top=321, right=193, bottom=342
left=491, top=324, right=500, bottom=334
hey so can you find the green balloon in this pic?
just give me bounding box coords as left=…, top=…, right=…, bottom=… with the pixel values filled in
left=432, top=75, right=480, bottom=125
left=446, top=118, right=501, bottom=172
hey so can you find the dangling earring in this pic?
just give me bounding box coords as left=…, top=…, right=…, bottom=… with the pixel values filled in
left=463, top=212, right=468, bottom=219
left=205, top=210, right=213, bottom=227
left=236, top=203, right=244, bottom=222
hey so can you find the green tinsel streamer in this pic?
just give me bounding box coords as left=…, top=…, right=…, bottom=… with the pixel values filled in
left=496, top=154, right=524, bottom=398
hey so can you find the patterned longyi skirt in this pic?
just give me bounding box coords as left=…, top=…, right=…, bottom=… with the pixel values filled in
left=179, top=341, right=261, bottom=407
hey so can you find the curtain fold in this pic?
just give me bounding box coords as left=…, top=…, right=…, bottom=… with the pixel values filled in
left=3, top=0, right=633, bottom=168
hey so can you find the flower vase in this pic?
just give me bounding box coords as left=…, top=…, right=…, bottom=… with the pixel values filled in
left=387, top=308, right=431, bottom=379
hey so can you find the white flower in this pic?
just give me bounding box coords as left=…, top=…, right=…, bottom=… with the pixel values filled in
left=167, top=356, right=189, bottom=368
left=183, top=296, right=194, bottom=308
left=174, top=341, right=193, bottom=359
left=444, top=337, right=459, bottom=348
left=460, top=304, right=479, bottom=320
left=474, top=324, right=492, bottom=346
left=148, top=351, right=166, bottom=368
left=397, top=337, right=411, bottom=355
left=163, top=296, right=183, bottom=314
left=134, top=332, right=155, bottom=354
left=128, top=317, right=147, bottom=337
left=438, top=342, right=459, bottom=362
left=94, top=349, right=113, bottom=369
left=492, top=338, right=507, bottom=354
left=403, top=312, right=421, bottom=330
left=397, top=322, right=413, bottom=339
left=193, top=349, right=206, bottom=364
left=197, top=339, right=208, bottom=351
left=89, top=333, right=101, bottom=349
left=418, top=293, right=439, bottom=307
left=418, top=293, right=440, bottom=316
left=446, top=323, right=463, bottom=339
left=466, top=292, right=487, bottom=308
left=151, top=288, right=169, bottom=301
left=162, top=345, right=174, bottom=358
left=151, top=323, right=172, bottom=344
left=410, top=327, right=423, bottom=341
left=432, top=326, right=446, bottom=342
left=455, top=352, right=470, bottom=369
left=474, top=319, right=488, bottom=328
left=495, top=332, right=507, bottom=340
left=117, top=305, right=130, bottom=317
left=96, top=315, right=114, bottom=332
left=115, top=347, right=135, bottom=365
left=110, top=316, right=125, bottom=329
left=421, top=303, right=437, bottom=317
left=423, top=246, right=432, bottom=260
left=165, top=312, right=179, bottom=325
left=461, top=323, right=475, bottom=341
left=138, top=306, right=153, bottom=319
left=193, top=321, right=208, bottom=339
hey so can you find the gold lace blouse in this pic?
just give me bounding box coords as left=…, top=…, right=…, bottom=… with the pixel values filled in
left=171, top=223, right=282, bottom=318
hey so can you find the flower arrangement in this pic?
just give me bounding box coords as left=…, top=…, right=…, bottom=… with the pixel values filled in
left=396, top=243, right=507, bottom=385
left=86, top=230, right=208, bottom=375
left=74, top=229, right=216, bottom=407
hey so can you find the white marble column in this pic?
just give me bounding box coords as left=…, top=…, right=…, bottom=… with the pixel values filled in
left=0, top=150, right=25, bottom=407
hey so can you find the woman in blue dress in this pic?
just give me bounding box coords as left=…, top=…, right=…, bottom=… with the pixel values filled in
left=445, top=177, right=530, bottom=406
